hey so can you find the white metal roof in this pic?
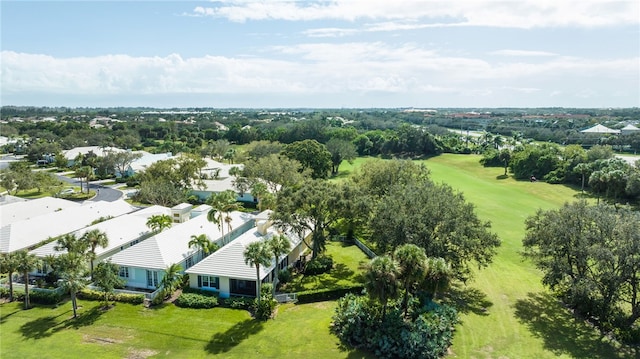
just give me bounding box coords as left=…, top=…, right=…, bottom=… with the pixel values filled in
left=186, top=224, right=305, bottom=281
left=1, top=197, right=80, bottom=226
left=109, top=211, right=254, bottom=270
left=63, top=146, right=125, bottom=160
left=30, top=205, right=171, bottom=258
left=0, top=200, right=137, bottom=253
left=580, top=124, right=620, bottom=134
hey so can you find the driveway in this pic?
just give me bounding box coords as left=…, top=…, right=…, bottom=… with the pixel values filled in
left=55, top=174, right=123, bottom=202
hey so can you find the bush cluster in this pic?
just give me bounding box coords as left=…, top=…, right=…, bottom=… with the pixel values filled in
left=223, top=296, right=254, bottom=310
left=277, top=268, right=293, bottom=285
left=332, top=294, right=458, bottom=359
left=174, top=292, right=219, bottom=309
left=297, top=285, right=364, bottom=304
left=0, top=288, right=62, bottom=305
left=77, top=289, right=144, bottom=304
left=303, top=255, right=334, bottom=275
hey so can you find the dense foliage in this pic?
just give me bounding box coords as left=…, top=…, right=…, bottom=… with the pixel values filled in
left=523, top=201, right=640, bottom=341
left=174, top=292, right=219, bottom=309
left=332, top=294, right=458, bottom=359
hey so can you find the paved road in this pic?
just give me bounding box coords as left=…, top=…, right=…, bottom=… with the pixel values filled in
left=55, top=174, right=123, bottom=202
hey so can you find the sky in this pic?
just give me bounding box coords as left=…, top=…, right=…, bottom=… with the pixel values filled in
left=1, top=0, right=639, bottom=108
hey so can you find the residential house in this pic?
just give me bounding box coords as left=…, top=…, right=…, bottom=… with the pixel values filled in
left=185, top=213, right=310, bottom=298
left=108, top=209, right=254, bottom=291
left=0, top=199, right=137, bottom=253
left=30, top=205, right=171, bottom=274
left=1, top=197, right=80, bottom=226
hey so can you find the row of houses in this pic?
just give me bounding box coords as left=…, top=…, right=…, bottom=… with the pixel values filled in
left=1, top=196, right=308, bottom=299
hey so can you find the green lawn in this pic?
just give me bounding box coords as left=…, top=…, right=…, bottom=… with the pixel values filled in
left=284, top=240, right=369, bottom=292
left=0, top=299, right=372, bottom=359
left=423, top=154, right=629, bottom=359
left=1, top=153, right=633, bottom=358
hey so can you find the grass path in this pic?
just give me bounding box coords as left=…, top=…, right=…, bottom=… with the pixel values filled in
left=423, top=154, right=625, bottom=359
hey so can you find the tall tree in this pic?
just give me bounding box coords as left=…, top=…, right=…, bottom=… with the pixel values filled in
left=109, top=151, right=143, bottom=178
left=272, top=179, right=341, bottom=259
left=282, top=139, right=332, bottom=179
left=243, top=154, right=308, bottom=194
left=93, top=262, right=124, bottom=307
left=57, top=252, right=88, bottom=318
left=82, top=229, right=109, bottom=281
left=394, top=244, right=428, bottom=316
left=325, top=138, right=357, bottom=176
left=146, top=214, right=172, bottom=233
left=367, top=171, right=500, bottom=282
left=364, top=255, right=399, bottom=319
left=207, top=190, right=242, bottom=244
left=268, top=234, right=291, bottom=294
left=250, top=182, right=268, bottom=211
left=243, top=241, right=272, bottom=302
left=14, top=250, right=40, bottom=309
left=523, top=201, right=640, bottom=327
left=0, top=252, right=19, bottom=302
left=423, top=257, right=452, bottom=300
left=75, top=165, right=93, bottom=194
left=189, top=234, right=218, bottom=260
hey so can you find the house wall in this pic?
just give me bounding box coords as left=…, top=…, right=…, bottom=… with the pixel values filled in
left=189, top=190, right=256, bottom=204
left=188, top=274, right=230, bottom=298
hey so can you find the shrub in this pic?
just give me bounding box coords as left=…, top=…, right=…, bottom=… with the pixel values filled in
left=277, top=268, right=292, bottom=285
left=253, top=297, right=277, bottom=320
left=223, top=296, right=254, bottom=310
left=297, top=285, right=364, bottom=303
left=175, top=292, right=219, bottom=309
left=332, top=294, right=458, bottom=359
left=0, top=288, right=62, bottom=305
left=77, top=289, right=144, bottom=304
left=303, top=255, right=334, bottom=275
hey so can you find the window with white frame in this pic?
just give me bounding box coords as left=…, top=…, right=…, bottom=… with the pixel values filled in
left=119, top=266, right=129, bottom=278
left=198, top=275, right=219, bottom=289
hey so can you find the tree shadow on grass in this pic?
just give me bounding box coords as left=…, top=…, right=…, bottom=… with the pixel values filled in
left=19, top=305, right=106, bottom=340
left=441, top=283, right=493, bottom=317
left=0, top=306, right=22, bottom=324
left=514, top=292, right=636, bottom=359
left=205, top=319, right=264, bottom=354
left=20, top=315, right=61, bottom=339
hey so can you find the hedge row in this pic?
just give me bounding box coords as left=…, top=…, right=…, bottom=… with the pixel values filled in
left=174, top=292, right=219, bottom=309
left=0, top=287, right=62, bottom=305
left=296, top=285, right=365, bottom=304
left=77, top=289, right=145, bottom=304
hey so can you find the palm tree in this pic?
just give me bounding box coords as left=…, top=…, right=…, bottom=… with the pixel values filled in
left=82, top=229, right=109, bottom=281
left=76, top=165, right=93, bottom=193
left=57, top=252, right=88, bottom=318
left=424, top=257, right=452, bottom=300
left=250, top=182, right=268, bottom=211
left=208, top=190, right=242, bottom=244
left=54, top=233, right=89, bottom=254
left=394, top=244, right=428, bottom=316
left=14, top=250, right=40, bottom=309
left=189, top=234, right=212, bottom=261
left=364, top=255, right=399, bottom=319
left=146, top=214, right=172, bottom=233
left=207, top=208, right=224, bottom=245
left=243, top=241, right=271, bottom=301
left=268, top=234, right=291, bottom=294
left=0, top=252, right=20, bottom=302
left=160, top=263, right=183, bottom=299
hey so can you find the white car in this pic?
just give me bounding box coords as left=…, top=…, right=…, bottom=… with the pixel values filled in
left=58, top=188, right=75, bottom=195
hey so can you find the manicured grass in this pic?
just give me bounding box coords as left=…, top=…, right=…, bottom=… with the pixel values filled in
left=2, top=154, right=633, bottom=358
left=422, top=154, right=629, bottom=358
left=284, top=240, right=369, bottom=292
left=0, top=299, right=372, bottom=359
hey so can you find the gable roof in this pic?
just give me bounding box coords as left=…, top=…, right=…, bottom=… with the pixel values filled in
left=63, top=146, right=125, bottom=160
left=109, top=211, right=254, bottom=270
left=621, top=124, right=640, bottom=132
left=186, top=224, right=305, bottom=281
left=0, top=200, right=137, bottom=253
left=1, top=197, right=80, bottom=226
left=30, top=205, right=170, bottom=258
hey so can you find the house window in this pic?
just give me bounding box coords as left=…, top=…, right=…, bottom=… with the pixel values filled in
left=146, top=270, right=158, bottom=287
left=185, top=256, right=194, bottom=269
left=119, top=266, right=129, bottom=278
left=198, top=275, right=219, bottom=289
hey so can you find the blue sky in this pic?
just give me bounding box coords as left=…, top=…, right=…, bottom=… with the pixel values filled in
left=1, top=0, right=638, bottom=108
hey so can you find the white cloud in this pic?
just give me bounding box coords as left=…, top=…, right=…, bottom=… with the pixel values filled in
left=490, top=50, right=558, bottom=57
left=1, top=44, right=638, bottom=106
left=195, top=0, right=639, bottom=28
